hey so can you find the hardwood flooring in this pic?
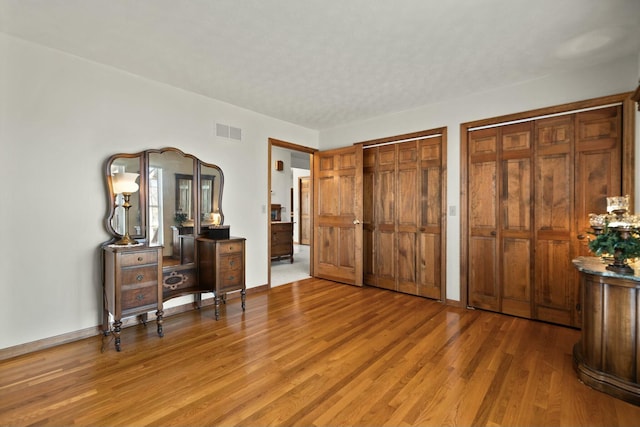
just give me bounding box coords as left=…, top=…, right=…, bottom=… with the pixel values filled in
left=1, top=278, right=639, bottom=426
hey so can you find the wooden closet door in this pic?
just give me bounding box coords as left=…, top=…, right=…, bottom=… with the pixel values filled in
left=363, top=135, right=445, bottom=300
left=466, top=98, right=627, bottom=328
left=396, top=141, right=419, bottom=295
left=418, top=136, right=443, bottom=299
left=363, top=148, right=377, bottom=286
left=313, top=146, right=363, bottom=286
left=374, top=144, right=397, bottom=290
left=468, top=128, right=499, bottom=311
left=500, top=123, right=533, bottom=318
left=534, top=115, right=574, bottom=326
left=572, top=106, right=622, bottom=327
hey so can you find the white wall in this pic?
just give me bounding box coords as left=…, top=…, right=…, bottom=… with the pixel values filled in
left=0, top=34, right=319, bottom=350
left=319, top=55, right=640, bottom=302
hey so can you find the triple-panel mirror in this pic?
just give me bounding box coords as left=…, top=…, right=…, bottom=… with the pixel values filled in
left=105, top=147, right=224, bottom=262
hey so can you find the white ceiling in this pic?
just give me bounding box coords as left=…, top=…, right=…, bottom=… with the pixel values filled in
left=1, top=0, right=639, bottom=130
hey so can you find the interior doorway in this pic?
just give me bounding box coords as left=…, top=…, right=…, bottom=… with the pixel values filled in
left=268, top=138, right=316, bottom=287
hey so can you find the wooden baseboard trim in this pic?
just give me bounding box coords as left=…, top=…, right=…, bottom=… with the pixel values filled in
left=0, top=326, right=102, bottom=362
left=0, top=285, right=270, bottom=361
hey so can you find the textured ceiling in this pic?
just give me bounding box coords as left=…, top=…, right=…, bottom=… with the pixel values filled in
left=1, top=0, right=639, bottom=130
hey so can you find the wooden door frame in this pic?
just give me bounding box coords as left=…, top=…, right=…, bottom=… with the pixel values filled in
left=268, top=138, right=318, bottom=287
left=459, top=92, right=636, bottom=309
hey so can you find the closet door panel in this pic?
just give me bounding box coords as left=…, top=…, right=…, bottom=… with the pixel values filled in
left=397, top=143, right=419, bottom=294
left=502, top=238, right=531, bottom=317
left=468, top=129, right=498, bottom=311
left=375, top=145, right=396, bottom=290
left=575, top=106, right=622, bottom=254
left=535, top=117, right=574, bottom=325
left=418, top=155, right=443, bottom=299
left=500, top=147, right=532, bottom=318
left=376, top=229, right=396, bottom=290
left=535, top=239, right=573, bottom=325
left=397, top=231, right=417, bottom=294
left=418, top=232, right=441, bottom=299
left=363, top=149, right=376, bottom=285
left=469, top=237, right=498, bottom=310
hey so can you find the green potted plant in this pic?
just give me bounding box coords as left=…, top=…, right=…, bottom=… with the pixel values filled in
left=588, top=222, right=640, bottom=274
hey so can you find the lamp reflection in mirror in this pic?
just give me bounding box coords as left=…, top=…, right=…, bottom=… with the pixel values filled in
left=112, top=172, right=140, bottom=245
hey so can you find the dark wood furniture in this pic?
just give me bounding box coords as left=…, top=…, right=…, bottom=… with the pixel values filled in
left=103, top=147, right=247, bottom=349
left=572, top=256, right=640, bottom=406
left=197, top=237, right=246, bottom=320
left=102, top=245, right=164, bottom=351
left=271, top=221, right=293, bottom=262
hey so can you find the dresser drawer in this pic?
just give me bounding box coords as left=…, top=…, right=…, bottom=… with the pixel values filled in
left=220, top=253, right=243, bottom=274
left=121, top=282, right=158, bottom=311
left=120, top=250, right=158, bottom=267
left=217, top=241, right=243, bottom=254
left=121, top=265, right=158, bottom=286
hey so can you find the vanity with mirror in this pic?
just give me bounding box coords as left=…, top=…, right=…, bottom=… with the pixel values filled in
left=102, top=147, right=245, bottom=350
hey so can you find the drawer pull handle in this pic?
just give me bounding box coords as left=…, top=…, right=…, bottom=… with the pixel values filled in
left=136, top=274, right=144, bottom=281
left=228, top=275, right=235, bottom=281
left=229, top=260, right=235, bottom=266
left=137, top=257, right=143, bottom=262
left=136, top=293, right=144, bottom=301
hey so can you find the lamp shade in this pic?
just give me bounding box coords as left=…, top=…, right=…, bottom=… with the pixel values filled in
left=112, top=172, right=140, bottom=194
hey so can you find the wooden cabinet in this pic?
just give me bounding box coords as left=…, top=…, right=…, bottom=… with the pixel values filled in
left=197, top=237, right=246, bottom=320
left=573, top=257, right=640, bottom=405
left=102, top=245, right=164, bottom=351
left=362, top=134, right=445, bottom=299
left=467, top=105, right=622, bottom=327
left=271, top=221, right=294, bottom=262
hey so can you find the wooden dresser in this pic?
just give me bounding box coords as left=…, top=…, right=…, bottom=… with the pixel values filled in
left=197, top=237, right=246, bottom=320
left=271, top=221, right=294, bottom=262
left=102, top=245, right=164, bottom=351
left=572, top=257, right=640, bottom=406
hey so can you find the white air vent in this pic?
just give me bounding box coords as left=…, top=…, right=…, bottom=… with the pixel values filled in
left=216, top=123, right=229, bottom=138
left=229, top=126, right=242, bottom=141
left=216, top=123, right=242, bottom=141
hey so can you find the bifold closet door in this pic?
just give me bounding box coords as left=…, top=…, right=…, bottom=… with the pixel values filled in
left=468, top=104, right=622, bottom=327
left=363, top=137, right=444, bottom=300
left=468, top=123, right=533, bottom=317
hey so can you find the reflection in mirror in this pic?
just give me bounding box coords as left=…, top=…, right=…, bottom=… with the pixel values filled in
left=148, top=150, right=196, bottom=262
left=109, top=156, right=142, bottom=238
left=175, top=174, right=193, bottom=224
left=200, top=163, right=224, bottom=228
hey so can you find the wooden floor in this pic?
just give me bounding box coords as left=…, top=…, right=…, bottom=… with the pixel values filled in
left=1, top=278, right=640, bottom=426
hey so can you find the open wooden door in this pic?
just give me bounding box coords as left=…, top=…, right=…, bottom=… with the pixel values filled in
left=313, top=145, right=363, bottom=286
left=298, top=176, right=311, bottom=245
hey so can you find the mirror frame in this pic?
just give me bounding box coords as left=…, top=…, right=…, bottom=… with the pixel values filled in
left=104, top=147, right=224, bottom=242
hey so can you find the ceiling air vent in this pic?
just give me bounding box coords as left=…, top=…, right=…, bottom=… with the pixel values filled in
left=216, top=123, right=242, bottom=141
